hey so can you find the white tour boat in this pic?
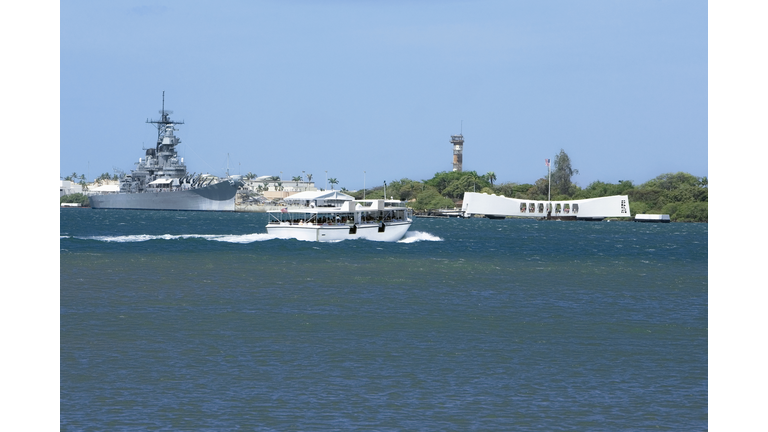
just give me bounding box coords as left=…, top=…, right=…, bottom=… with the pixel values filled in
left=266, top=199, right=413, bottom=242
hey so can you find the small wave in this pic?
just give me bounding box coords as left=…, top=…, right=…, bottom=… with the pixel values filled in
left=398, top=231, right=443, bottom=243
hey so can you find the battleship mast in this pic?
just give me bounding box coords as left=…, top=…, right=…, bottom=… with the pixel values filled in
left=146, top=91, right=184, bottom=152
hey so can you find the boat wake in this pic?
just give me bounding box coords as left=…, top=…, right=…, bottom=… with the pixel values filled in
left=398, top=231, right=443, bottom=243
left=69, top=231, right=443, bottom=244
left=74, top=233, right=280, bottom=243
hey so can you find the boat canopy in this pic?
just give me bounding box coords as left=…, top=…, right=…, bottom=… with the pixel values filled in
left=283, top=190, right=354, bottom=207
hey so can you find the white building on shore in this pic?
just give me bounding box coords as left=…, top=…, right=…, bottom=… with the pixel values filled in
left=60, top=180, right=83, bottom=197
left=242, top=175, right=318, bottom=200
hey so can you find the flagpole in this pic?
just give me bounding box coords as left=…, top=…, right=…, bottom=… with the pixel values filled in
left=546, top=157, right=551, bottom=218
left=547, top=159, right=552, bottom=205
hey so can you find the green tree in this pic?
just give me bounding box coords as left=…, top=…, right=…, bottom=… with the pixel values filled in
left=624, top=172, right=707, bottom=219
left=485, top=171, right=497, bottom=186
left=574, top=180, right=635, bottom=199
left=674, top=202, right=708, bottom=222
left=356, top=186, right=384, bottom=200
left=629, top=201, right=650, bottom=217
left=60, top=193, right=90, bottom=206
left=551, top=149, right=579, bottom=196
left=372, top=179, right=423, bottom=201
left=642, top=172, right=700, bottom=191
left=328, top=178, right=339, bottom=189
left=530, top=178, right=550, bottom=200
left=412, top=187, right=454, bottom=211
left=493, top=182, right=537, bottom=199
left=441, top=175, right=477, bottom=199
left=425, top=171, right=489, bottom=199
left=96, top=172, right=113, bottom=181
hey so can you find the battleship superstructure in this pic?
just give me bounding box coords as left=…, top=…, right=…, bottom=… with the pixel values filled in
left=89, top=94, right=243, bottom=211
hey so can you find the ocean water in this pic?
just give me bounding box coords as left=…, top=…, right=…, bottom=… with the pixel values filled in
left=60, top=209, right=707, bottom=430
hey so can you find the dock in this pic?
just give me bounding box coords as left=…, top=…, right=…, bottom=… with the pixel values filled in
left=634, top=214, right=671, bottom=223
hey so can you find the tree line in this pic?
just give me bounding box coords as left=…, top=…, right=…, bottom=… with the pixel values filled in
left=351, top=149, right=707, bottom=222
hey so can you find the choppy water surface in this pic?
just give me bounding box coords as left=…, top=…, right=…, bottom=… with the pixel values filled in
left=60, top=209, right=707, bottom=430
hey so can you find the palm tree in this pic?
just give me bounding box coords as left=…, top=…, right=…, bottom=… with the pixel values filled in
left=328, top=178, right=339, bottom=189
left=292, top=176, right=302, bottom=182
left=306, top=173, right=313, bottom=182
left=486, top=171, right=497, bottom=187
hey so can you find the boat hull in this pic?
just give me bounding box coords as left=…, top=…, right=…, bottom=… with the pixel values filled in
left=267, top=221, right=412, bottom=242
left=89, top=181, right=239, bottom=211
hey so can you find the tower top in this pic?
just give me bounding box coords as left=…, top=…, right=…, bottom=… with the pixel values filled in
left=451, top=134, right=464, bottom=171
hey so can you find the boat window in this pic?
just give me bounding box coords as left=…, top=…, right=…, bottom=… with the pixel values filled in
left=520, top=202, right=527, bottom=213
left=573, top=204, right=579, bottom=214
left=555, top=204, right=561, bottom=213
left=528, top=203, right=535, bottom=213
left=537, top=203, right=544, bottom=213
left=564, top=204, right=570, bottom=214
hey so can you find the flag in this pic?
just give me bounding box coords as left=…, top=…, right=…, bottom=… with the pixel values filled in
left=280, top=207, right=287, bottom=213
left=545, top=158, right=550, bottom=167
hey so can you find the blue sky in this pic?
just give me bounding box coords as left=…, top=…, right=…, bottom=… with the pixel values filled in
left=60, top=0, right=707, bottom=189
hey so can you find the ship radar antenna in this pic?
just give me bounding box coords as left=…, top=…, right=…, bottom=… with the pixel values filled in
left=146, top=91, right=184, bottom=149
left=159, top=91, right=173, bottom=120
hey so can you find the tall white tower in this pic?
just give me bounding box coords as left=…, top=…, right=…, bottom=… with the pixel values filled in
left=451, top=134, right=464, bottom=172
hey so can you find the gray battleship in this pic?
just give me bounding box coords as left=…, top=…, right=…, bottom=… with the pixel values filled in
left=89, top=94, right=243, bottom=211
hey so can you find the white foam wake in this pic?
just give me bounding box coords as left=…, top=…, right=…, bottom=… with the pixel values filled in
left=76, top=233, right=279, bottom=243
left=398, top=231, right=443, bottom=243
left=73, top=231, right=442, bottom=244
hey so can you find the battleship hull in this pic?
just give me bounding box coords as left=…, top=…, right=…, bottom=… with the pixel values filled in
left=89, top=180, right=240, bottom=211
